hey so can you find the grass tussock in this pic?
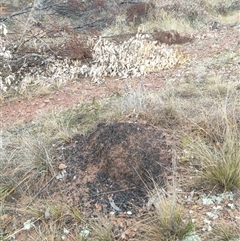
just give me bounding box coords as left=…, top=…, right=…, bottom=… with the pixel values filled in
left=188, top=93, right=240, bottom=191
left=192, top=127, right=240, bottom=192
left=0, top=133, right=54, bottom=203
left=88, top=218, right=114, bottom=241
left=0, top=134, right=54, bottom=203
left=213, top=223, right=240, bottom=241
left=141, top=187, right=194, bottom=241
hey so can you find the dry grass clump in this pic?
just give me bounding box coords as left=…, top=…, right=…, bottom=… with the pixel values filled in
left=139, top=151, right=195, bottom=240
left=141, top=187, right=194, bottom=241
left=186, top=92, right=240, bottom=192
left=88, top=218, right=114, bottom=241
left=119, top=82, right=148, bottom=114
left=213, top=223, right=240, bottom=241
left=1, top=111, right=77, bottom=203
left=191, top=124, right=240, bottom=192
left=117, top=81, right=198, bottom=129
left=40, top=109, right=80, bottom=143
left=0, top=132, right=56, bottom=203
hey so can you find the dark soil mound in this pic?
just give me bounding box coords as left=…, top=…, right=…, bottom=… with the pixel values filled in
left=53, top=122, right=172, bottom=215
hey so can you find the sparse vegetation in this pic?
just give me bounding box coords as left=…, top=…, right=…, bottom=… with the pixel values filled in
left=1, top=0, right=240, bottom=240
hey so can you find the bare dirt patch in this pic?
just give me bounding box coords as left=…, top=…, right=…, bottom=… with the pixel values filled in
left=0, top=76, right=165, bottom=129
left=51, top=122, right=172, bottom=217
